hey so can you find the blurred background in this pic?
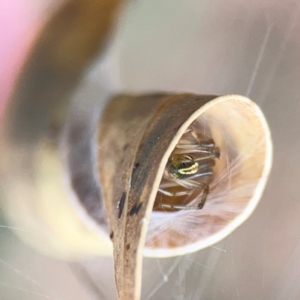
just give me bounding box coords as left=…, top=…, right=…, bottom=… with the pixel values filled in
left=1, top=0, right=300, bottom=299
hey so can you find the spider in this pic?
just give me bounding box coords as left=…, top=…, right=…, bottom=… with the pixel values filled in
left=158, top=128, right=220, bottom=210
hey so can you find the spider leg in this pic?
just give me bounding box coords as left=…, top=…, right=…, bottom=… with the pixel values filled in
left=191, top=170, right=213, bottom=179
left=199, top=139, right=215, bottom=148
left=158, top=169, right=211, bottom=206
left=167, top=169, right=213, bottom=189
left=185, top=127, right=200, bottom=143
left=176, top=128, right=200, bottom=148
left=193, top=148, right=220, bottom=161
left=158, top=188, right=191, bottom=197
left=174, top=145, right=219, bottom=157
left=159, top=182, right=209, bottom=210
left=174, top=138, right=219, bottom=157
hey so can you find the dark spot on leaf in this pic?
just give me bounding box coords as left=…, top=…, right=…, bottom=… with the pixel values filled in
left=132, top=162, right=140, bottom=178
left=129, top=202, right=142, bottom=216
left=126, top=244, right=130, bottom=250
left=110, top=231, right=114, bottom=240
left=118, top=192, right=126, bottom=219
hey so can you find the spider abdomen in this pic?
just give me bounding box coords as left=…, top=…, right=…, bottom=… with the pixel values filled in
left=168, top=155, right=199, bottom=179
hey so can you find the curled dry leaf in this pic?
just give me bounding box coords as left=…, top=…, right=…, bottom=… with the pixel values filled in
left=98, top=93, right=272, bottom=299
left=1, top=91, right=272, bottom=300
